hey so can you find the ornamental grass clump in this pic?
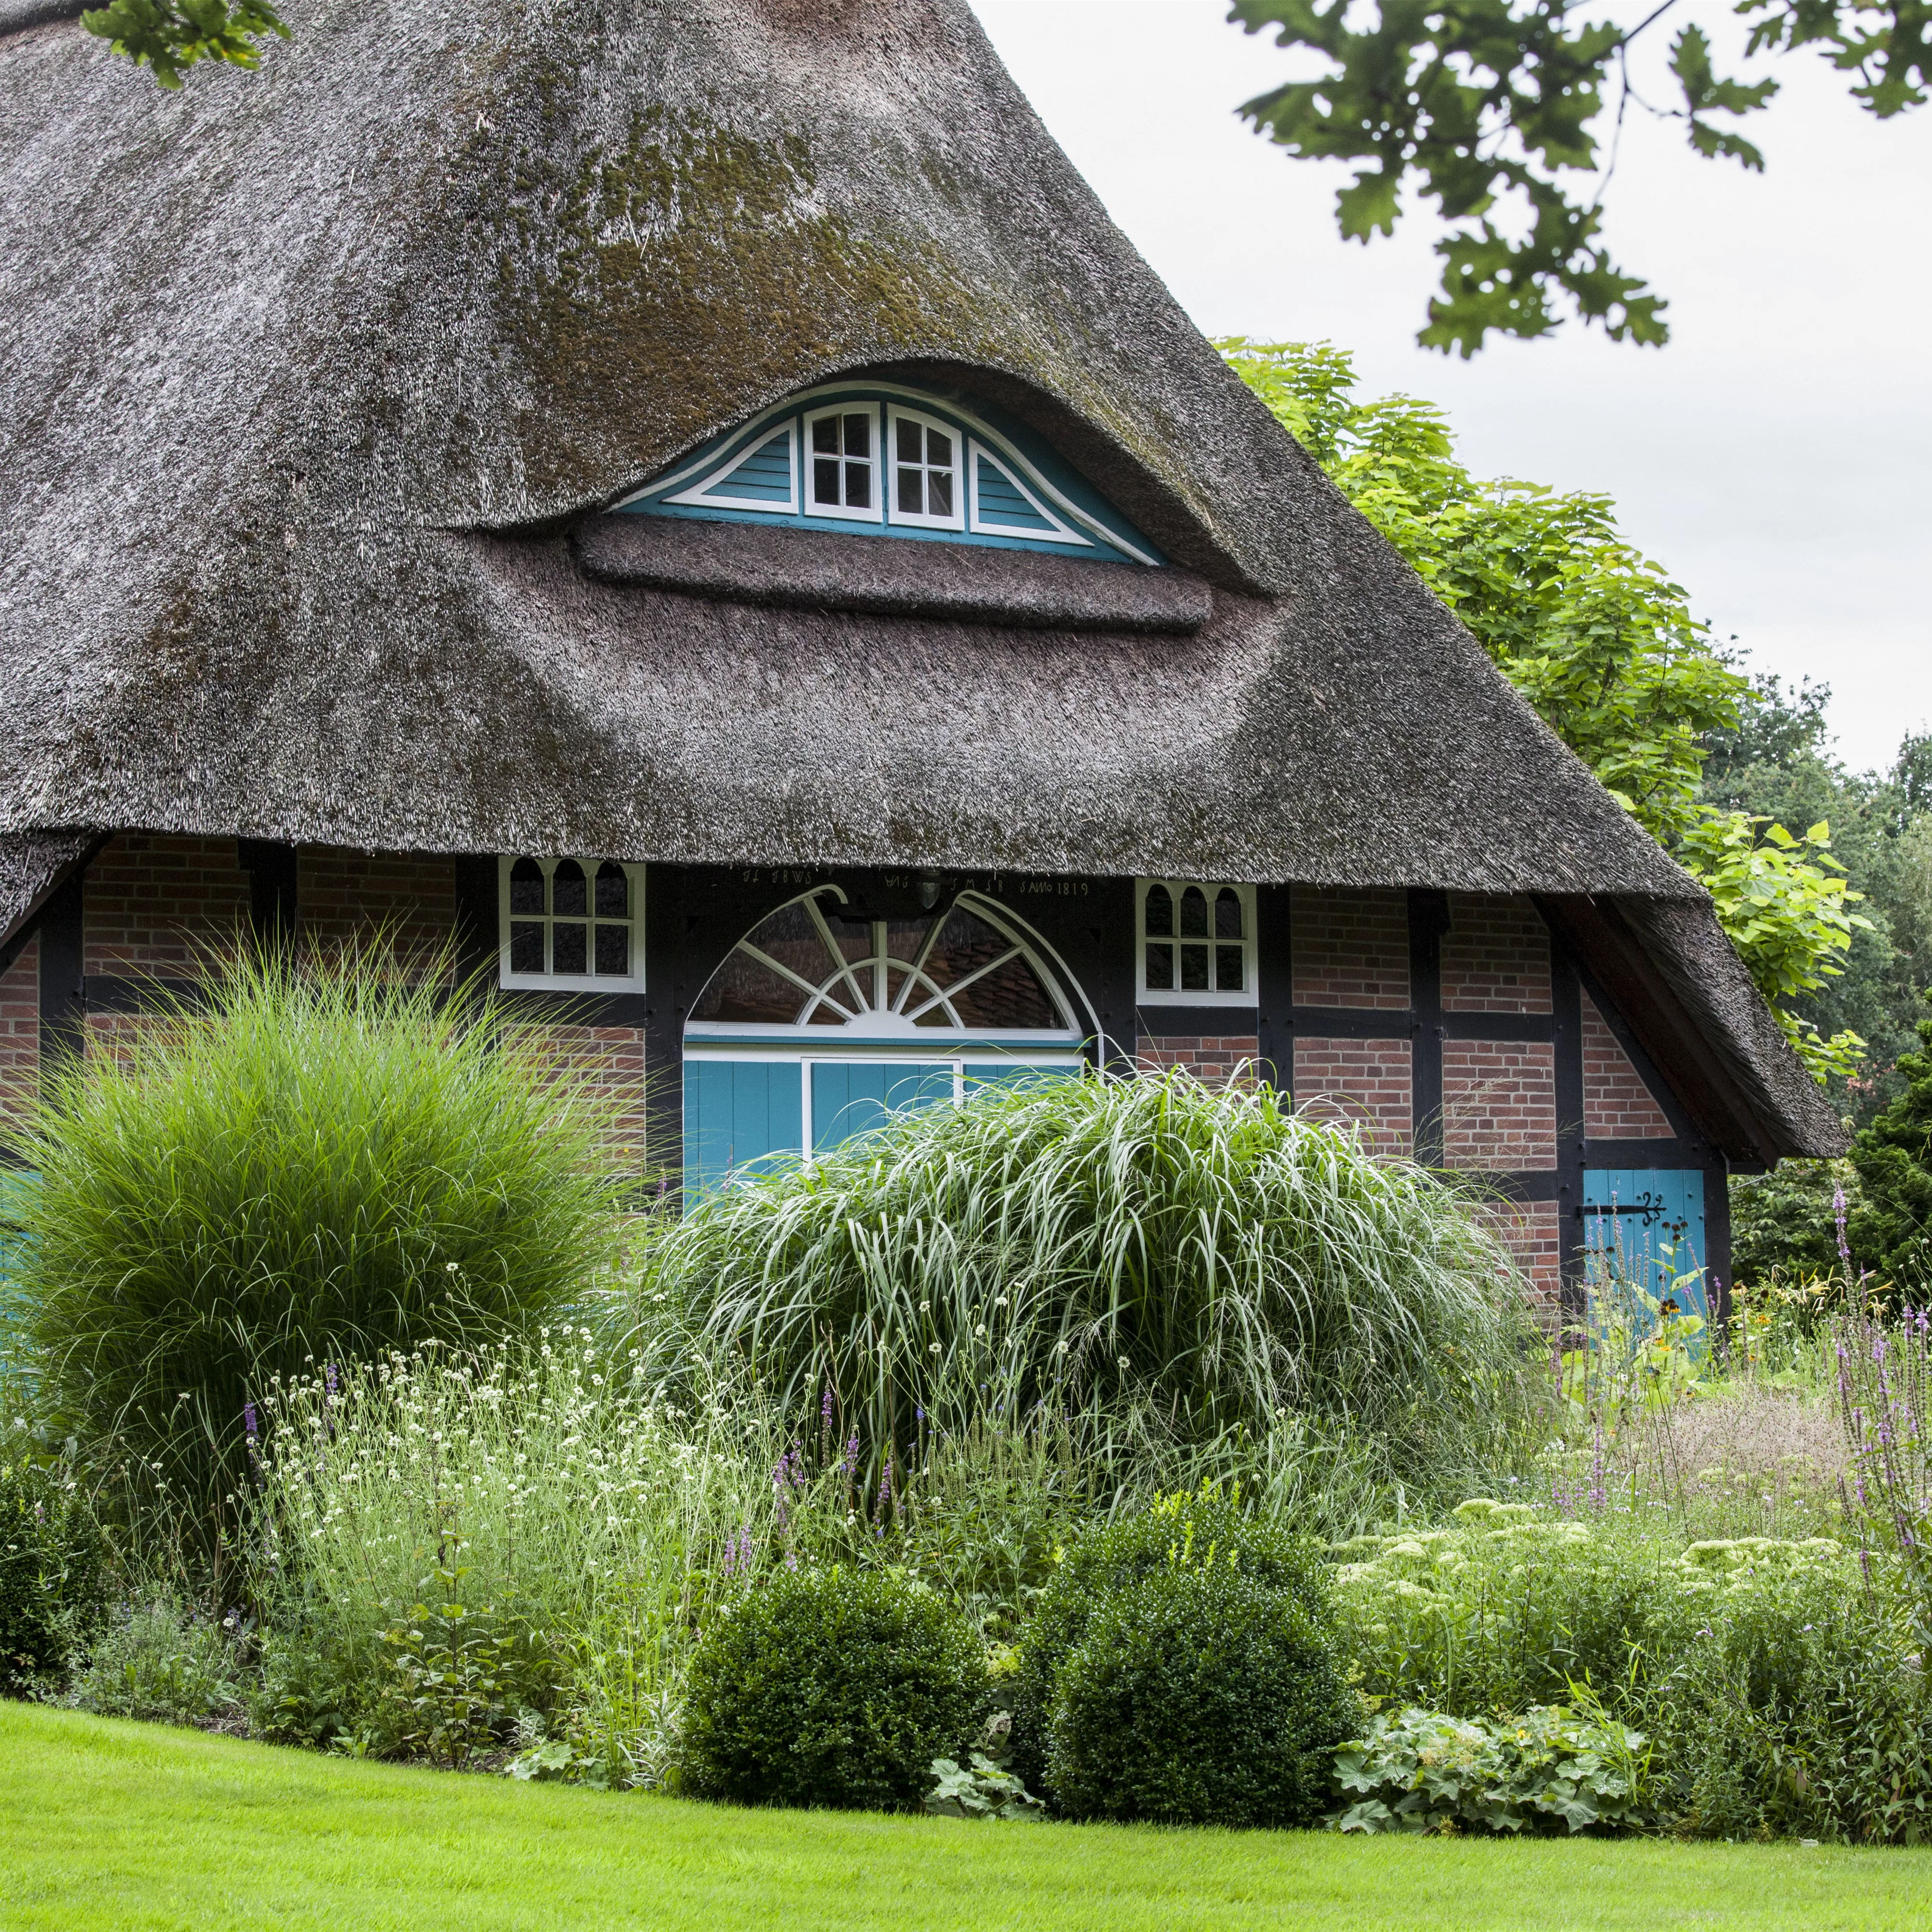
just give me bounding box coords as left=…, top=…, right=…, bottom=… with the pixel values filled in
left=633, top=1070, right=1537, bottom=1509
left=10, top=949, right=622, bottom=1525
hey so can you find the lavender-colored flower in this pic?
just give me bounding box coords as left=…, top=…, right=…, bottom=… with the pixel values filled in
left=1834, top=1184, right=1852, bottom=1271
left=324, top=1362, right=338, bottom=1398
left=243, top=1401, right=258, bottom=1438
left=842, top=1433, right=859, bottom=1478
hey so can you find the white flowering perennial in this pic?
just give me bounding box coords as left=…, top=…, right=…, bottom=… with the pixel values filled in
left=253, top=1339, right=781, bottom=1783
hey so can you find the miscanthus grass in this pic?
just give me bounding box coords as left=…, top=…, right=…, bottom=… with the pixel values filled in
left=630, top=1070, right=1542, bottom=1525
left=9, top=948, right=624, bottom=1533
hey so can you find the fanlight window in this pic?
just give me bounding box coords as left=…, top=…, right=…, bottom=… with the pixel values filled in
left=691, top=890, right=1072, bottom=1033
left=1136, top=879, right=1255, bottom=1005
left=499, top=855, right=644, bottom=991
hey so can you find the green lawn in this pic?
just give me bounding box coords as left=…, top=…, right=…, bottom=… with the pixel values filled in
left=4, top=1705, right=1930, bottom=1932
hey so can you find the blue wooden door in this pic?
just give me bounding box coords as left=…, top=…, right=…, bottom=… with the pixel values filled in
left=1582, top=1168, right=1708, bottom=1324
left=683, top=1061, right=803, bottom=1198
left=810, top=1062, right=957, bottom=1153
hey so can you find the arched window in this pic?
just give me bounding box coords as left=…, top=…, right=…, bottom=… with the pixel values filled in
left=682, top=886, right=1089, bottom=1196
left=1136, top=879, right=1255, bottom=1005
left=690, top=890, right=1073, bottom=1033
left=498, top=855, right=644, bottom=991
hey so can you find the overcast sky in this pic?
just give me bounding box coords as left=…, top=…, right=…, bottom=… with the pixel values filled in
left=970, top=0, right=1931, bottom=775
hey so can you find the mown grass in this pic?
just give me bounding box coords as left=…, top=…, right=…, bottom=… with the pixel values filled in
left=6, top=1705, right=1930, bottom=1932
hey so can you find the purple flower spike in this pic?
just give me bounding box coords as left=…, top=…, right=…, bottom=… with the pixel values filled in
left=243, top=1401, right=258, bottom=1438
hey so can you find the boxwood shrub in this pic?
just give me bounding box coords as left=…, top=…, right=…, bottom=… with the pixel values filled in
left=1009, top=1488, right=1331, bottom=1790
left=1045, top=1562, right=1357, bottom=1826
left=682, top=1565, right=983, bottom=1811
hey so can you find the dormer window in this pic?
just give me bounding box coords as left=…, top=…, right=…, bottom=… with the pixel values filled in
left=1136, top=879, right=1254, bottom=1005
left=618, top=378, right=1163, bottom=566
left=499, top=855, right=645, bottom=991
left=805, top=404, right=880, bottom=522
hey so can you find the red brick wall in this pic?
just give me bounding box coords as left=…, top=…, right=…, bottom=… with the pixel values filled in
left=82, top=833, right=251, bottom=975
left=1471, top=1199, right=1563, bottom=1320
left=298, top=849, right=458, bottom=966
left=1136, top=1035, right=1260, bottom=1085
left=534, top=1024, right=648, bottom=1168
left=1582, top=992, right=1672, bottom=1138
left=1292, top=1037, right=1412, bottom=1156
left=1290, top=886, right=1408, bottom=1008
left=1442, top=895, right=1551, bottom=1013
left=1442, top=1040, right=1557, bottom=1170
left=0, top=937, right=36, bottom=1129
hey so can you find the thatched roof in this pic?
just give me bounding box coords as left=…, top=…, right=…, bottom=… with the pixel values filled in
left=0, top=0, right=1839, bottom=1153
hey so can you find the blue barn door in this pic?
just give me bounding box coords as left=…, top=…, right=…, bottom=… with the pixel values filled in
left=682, top=1061, right=803, bottom=1199
left=1581, top=1168, right=1709, bottom=1327
left=809, top=1062, right=958, bottom=1153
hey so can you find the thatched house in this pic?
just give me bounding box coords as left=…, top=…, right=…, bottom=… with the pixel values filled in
left=0, top=0, right=1840, bottom=1322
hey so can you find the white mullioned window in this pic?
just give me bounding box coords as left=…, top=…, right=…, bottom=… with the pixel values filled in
left=886, top=407, right=965, bottom=531
left=499, top=855, right=645, bottom=992
left=1136, top=879, right=1255, bottom=1005
left=803, top=403, right=883, bottom=524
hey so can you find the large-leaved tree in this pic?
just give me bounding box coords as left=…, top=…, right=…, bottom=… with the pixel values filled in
left=1222, top=337, right=1871, bottom=1080
left=1228, top=0, right=1930, bottom=354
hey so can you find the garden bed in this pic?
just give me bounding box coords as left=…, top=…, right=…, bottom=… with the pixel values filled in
left=5, top=1704, right=1930, bottom=1932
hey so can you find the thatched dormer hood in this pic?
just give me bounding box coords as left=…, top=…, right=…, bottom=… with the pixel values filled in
left=0, top=0, right=1842, bottom=1155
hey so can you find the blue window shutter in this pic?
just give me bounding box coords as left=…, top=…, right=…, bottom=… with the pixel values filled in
left=810, top=1062, right=956, bottom=1153
left=683, top=1061, right=803, bottom=1196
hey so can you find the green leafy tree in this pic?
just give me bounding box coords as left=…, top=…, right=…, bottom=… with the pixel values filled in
left=81, top=0, right=285, bottom=90
left=1703, top=684, right=1932, bottom=1121
left=1848, top=992, right=1932, bottom=1283
left=1228, top=0, right=1930, bottom=353
left=1223, top=337, right=1867, bottom=1079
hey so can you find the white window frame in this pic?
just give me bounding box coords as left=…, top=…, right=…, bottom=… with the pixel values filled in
left=801, top=402, right=884, bottom=525
left=1135, top=878, right=1256, bottom=1007
left=498, top=855, right=646, bottom=993
left=884, top=406, right=967, bottom=532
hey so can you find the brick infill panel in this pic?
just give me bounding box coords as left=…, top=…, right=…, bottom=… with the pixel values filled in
left=1472, top=1198, right=1563, bottom=1322
left=1582, top=992, right=1672, bottom=1138
left=1135, top=1035, right=1261, bottom=1086
left=0, top=936, right=38, bottom=1127
left=1293, top=1036, right=1412, bottom=1157
left=1441, top=894, right=1552, bottom=1013
left=299, top=848, right=459, bottom=967
left=1290, top=885, right=1409, bottom=1009
left=82, top=833, right=251, bottom=975
left=1442, top=1039, right=1557, bottom=1170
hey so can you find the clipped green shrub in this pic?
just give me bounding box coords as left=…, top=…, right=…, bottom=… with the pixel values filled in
left=682, top=1566, right=983, bottom=1811
left=1009, top=1487, right=1330, bottom=1790
left=1045, top=1562, right=1356, bottom=1826
left=0, top=1456, right=108, bottom=1693
left=12, top=950, right=620, bottom=1520
left=69, top=1597, right=245, bottom=1726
